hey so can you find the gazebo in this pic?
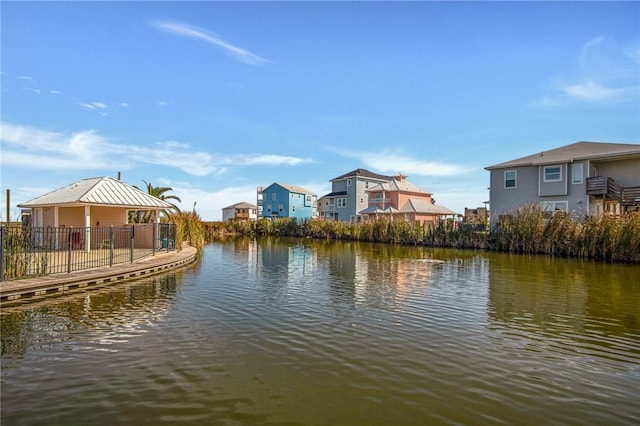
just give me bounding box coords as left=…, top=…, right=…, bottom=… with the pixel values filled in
left=17, top=176, right=175, bottom=251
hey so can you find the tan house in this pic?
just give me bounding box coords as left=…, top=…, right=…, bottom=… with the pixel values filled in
left=359, top=174, right=457, bottom=225
left=486, top=141, right=640, bottom=224
left=222, top=202, right=257, bottom=223
left=17, top=176, right=175, bottom=251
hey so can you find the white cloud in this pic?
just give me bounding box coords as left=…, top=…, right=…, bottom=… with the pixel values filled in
left=78, top=101, right=108, bottom=110
left=119, top=102, right=129, bottom=108
left=331, top=147, right=465, bottom=177
left=534, top=35, right=640, bottom=107
left=1, top=122, right=314, bottom=177
left=562, top=79, right=637, bottom=102
left=152, top=20, right=269, bottom=66
left=49, top=90, right=63, bottom=95
left=239, top=154, right=314, bottom=166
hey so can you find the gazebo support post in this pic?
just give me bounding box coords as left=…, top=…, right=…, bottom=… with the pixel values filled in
left=84, top=205, right=91, bottom=253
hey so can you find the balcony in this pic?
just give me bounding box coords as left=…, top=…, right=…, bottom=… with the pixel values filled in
left=587, top=176, right=640, bottom=205
left=369, top=198, right=391, bottom=205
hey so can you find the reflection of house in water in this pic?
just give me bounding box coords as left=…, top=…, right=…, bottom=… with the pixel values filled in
left=487, top=255, right=638, bottom=336
left=253, top=239, right=317, bottom=287
left=322, top=243, right=437, bottom=306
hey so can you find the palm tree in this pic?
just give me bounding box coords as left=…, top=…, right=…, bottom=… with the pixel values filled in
left=129, top=181, right=182, bottom=223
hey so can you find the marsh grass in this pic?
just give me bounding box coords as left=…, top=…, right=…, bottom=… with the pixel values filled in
left=200, top=207, right=639, bottom=263
left=1, top=226, right=49, bottom=280
left=172, top=211, right=205, bottom=249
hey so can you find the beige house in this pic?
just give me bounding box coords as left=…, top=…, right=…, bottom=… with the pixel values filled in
left=359, top=174, right=457, bottom=225
left=17, top=176, right=175, bottom=251
left=486, top=141, right=640, bottom=224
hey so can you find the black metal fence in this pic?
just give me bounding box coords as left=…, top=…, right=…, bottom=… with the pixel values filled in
left=0, top=223, right=176, bottom=281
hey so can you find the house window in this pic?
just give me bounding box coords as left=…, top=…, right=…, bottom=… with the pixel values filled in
left=347, top=179, right=352, bottom=187
left=292, top=205, right=296, bottom=212
left=572, top=164, right=583, bottom=184
left=278, top=204, right=283, bottom=212
left=540, top=201, right=568, bottom=218
left=504, top=170, right=517, bottom=188
left=544, top=165, right=562, bottom=182
left=337, top=198, right=347, bottom=208
left=271, top=193, right=276, bottom=201
left=360, top=198, right=364, bottom=204
left=306, top=195, right=311, bottom=202
left=365, top=181, right=369, bottom=189
left=267, top=204, right=272, bottom=212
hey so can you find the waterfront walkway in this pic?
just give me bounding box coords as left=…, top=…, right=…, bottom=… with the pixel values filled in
left=0, top=245, right=198, bottom=306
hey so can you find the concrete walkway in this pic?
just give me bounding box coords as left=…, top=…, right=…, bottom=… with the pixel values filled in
left=0, top=245, right=198, bottom=306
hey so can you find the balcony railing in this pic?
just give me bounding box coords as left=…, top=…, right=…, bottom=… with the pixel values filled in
left=369, top=198, right=391, bottom=205
left=587, top=176, right=640, bottom=205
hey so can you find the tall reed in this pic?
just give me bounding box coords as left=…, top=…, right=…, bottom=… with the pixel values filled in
left=201, top=209, right=639, bottom=263
left=172, top=211, right=205, bottom=249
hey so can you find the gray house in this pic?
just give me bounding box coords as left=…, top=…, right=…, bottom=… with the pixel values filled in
left=319, top=169, right=392, bottom=221
left=485, top=141, right=640, bottom=225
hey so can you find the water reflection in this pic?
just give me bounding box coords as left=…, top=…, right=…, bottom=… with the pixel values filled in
left=2, top=239, right=639, bottom=425
left=1, top=273, right=180, bottom=362
left=488, top=252, right=640, bottom=336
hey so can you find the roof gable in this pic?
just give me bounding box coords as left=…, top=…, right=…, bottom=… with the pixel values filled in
left=400, top=198, right=456, bottom=215
left=264, top=182, right=317, bottom=196
left=368, top=178, right=432, bottom=195
left=18, top=176, right=174, bottom=209
left=223, top=202, right=256, bottom=210
left=331, top=168, right=392, bottom=182
left=486, top=141, right=640, bottom=170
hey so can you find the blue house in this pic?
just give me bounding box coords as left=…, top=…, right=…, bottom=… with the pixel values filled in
left=259, top=182, right=317, bottom=220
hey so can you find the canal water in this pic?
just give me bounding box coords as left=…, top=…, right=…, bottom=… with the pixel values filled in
left=1, top=238, right=639, bottom=425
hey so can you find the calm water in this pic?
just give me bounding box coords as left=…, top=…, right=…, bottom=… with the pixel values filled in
left=1, top=238, right=639, bottom=425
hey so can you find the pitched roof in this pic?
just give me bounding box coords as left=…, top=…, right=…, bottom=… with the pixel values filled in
left=331, top=168, right=392, bottom=182
left=223, top=202, right=256, bottom=210
left=368, top=178, right=433, bottom=195
left=400, top=198, right=457, bottom=215
left=320, top=191, right=348, bottom=198
left=359, top=205, right=400, bottom=215
left=266, top=182, right=317, bottom=196
left=18, top=176, right=174, bottom=209
left=485, top=141, right=640, bottom=170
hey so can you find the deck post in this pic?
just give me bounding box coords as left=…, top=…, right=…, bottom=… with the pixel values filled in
left=0, top=225, right=4, bottom=282
left=130, top=225, right=135, bottom=263
left=67, top=226, right=73, bottom=273
left=109, top=225, right=114, bottom=267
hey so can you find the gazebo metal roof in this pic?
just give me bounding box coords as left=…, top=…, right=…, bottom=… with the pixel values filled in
left=17, top=176, right=174, bottom=209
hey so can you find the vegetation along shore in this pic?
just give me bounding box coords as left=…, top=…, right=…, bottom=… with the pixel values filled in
left=195, top=205, right=640, bottom=264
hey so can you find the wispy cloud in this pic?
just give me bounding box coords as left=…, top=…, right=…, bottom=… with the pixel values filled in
left=532, top=35, right=639, bottom=107
left=152, top=20, right=269, bottom=66
left=78, top=101, right=108, bottom=110
left=562, top=79, right=637, bottom=102
left=1, top=122, right=312, bottom=177
left=330, top=147, right=465, bottom=177
left=239, top=154, right=313, bottom=166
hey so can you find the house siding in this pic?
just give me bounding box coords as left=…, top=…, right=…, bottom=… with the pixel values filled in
left=593, top=158, right=640, bottom=187
left=328, top=175, right=392, bottom=221
left=538, top=164, right=567, bottom=197
left=489, top=166, right=538, bottom=222
left=261, top=184, right=316, bottom=220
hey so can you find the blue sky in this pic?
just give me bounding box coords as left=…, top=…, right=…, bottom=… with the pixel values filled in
left=2, top=1, right=639, bottom=221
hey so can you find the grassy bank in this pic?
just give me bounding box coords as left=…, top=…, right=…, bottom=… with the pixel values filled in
left=202, top=207, right=640, bottom=263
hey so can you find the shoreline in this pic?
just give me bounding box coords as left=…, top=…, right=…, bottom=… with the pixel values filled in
left=0, top=246, right=197, bottom=306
